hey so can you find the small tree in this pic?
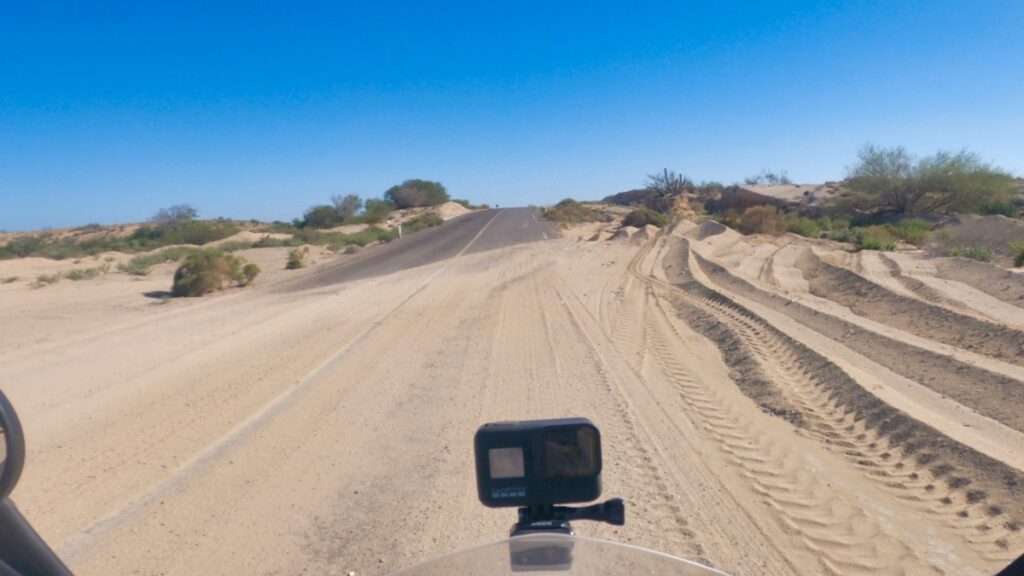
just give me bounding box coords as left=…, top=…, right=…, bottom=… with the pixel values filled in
left=744, top=170, right=792, bottom=185
left=331, top=194, right=363, bottom=221
left=303, top=205, right=343, bottom=229
left=384, top=179, right=449, bottom=209
left=364, top=198, right=397, bottom=224
left=152, top=204, right=198, bottom=226
left=847, top=145, right=1013, bottom=214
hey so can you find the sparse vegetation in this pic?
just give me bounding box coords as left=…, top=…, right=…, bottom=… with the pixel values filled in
left=401, top=212, right=444, bottom=234
left=34, top=273, right=61, bottom=287
left=855, top=226, right=897, bottom=251
left=947, top=245, right=994, bottom=262
left=65, top=265, right=110, bottom=281
left=542, top=199, right=602, bottom=227
left=744, top=170, right=792, bottom=185
left=622, top=208, right=669, bottom=228
left=2, top=276, right=19, bottom=284
left=117, top=247, right=200, bottom=276
left=171, top=250, right=260, bottom=297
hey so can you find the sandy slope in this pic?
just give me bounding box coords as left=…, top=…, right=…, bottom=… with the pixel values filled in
left=2, top=225, right=1022, bottom=575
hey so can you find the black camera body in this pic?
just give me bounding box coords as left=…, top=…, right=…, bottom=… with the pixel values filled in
left=474, top=417, right=602, bottom=508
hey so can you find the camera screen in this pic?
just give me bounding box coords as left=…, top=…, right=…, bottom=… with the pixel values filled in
left=542, top=427, right=597, bottom=478
left=489, top=447, right=525, bottom=479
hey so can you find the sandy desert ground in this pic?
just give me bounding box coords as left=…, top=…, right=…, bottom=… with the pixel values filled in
left=1, top=209, right=1023, bottom=575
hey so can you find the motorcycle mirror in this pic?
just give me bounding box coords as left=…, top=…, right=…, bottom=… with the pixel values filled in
left=0, top=390, right=26, bottom=501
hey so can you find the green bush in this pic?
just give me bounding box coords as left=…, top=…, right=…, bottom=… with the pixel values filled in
left=622, top=208, right=669, bottom=228
left=1, top=237, right=44, bottom=258
left=785, top=215, right=823, bottom=238
left=286, top=248, right=308, bottom=270
left=888, top=218, right=933, bottom=246
left=171, top=250, right=259, bottom=297
left=1010, top=241, right=1024, bottom=267
left=737, top=206, right=787, bottom=235
left=948, top=245, right=994, bottom=262
left=981, top=201, right=1019, bottom=217
left=240, top=263, right=261, bottom=286
left=364, top=199, right=397, bottom=224
left=855, top=226, right=896, bottom=251
left=303, top=204, right=345, bottom=229
left=385, top=179, right=449, bottom=208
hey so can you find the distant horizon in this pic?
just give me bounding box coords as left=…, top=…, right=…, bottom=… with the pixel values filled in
left=3, top=1, right=1022, bottom=231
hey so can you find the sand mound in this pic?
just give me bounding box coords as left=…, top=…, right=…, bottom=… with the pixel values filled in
left=631, top=224, right=660, bottom=243
left=325, top=224, right=370, bottom=235
left=609, top=226, right=638, bottom=241
left=210, top=231, right=293, bottom=246
left=434, top=201, right=471, bottom=220
left=690, top=220, right=727, bottom=240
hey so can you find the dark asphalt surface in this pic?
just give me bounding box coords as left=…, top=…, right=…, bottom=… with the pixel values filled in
left=287, top=208, right=559, bottom=290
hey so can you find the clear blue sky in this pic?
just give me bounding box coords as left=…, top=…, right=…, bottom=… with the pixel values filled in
left=2, top=1, right=1022, bottom=230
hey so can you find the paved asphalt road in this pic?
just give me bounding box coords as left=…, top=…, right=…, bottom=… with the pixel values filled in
left=288, top=207, right=560, bottom=289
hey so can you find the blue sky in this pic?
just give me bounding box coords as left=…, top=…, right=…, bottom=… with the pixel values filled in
left=1, top=1, right=1022, bottom=230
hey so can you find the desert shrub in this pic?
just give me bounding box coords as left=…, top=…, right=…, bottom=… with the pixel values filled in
left=948, top=245, right=994, bottom=262
left=216, top=240, right=253, bottom=252
left=239, top=263, right=261, bottom=286
left=622, top=208, right=669, bottom=228
left=887, top=218, right=933, bottom=246
left=402, top=212, right=444, bottom=234
left=130, top=220, right=239, bottom=247
left=344, top=244, right=360, bottom=254
left=1009, top=241, right=1024, bottom=267
left=980, top=200, right=1019, bottom=217
left=171, top=250, right=258, bottom=297
left=737, top=206, right=787, bottom=235
left=384, top=179, right=449, bottom=208
left=846, top=145, right=1014, bottom=214
left=302, top=204, right=344, bottom=229
left=542, top=199, right=601, bottom=225
left=856, top=226, right=896, bottom=251
left=709, top=208, right=741, bottom=229
left=34, top=273, right=61, bottom=286
left=118, top=247, right=199, bottom=276
left=364, top=199, right=397, bottom=224
left=2, top=276, right=18, bottom=284
left=785, top=214, right=823, bottom=238
left=1, top=236, right=44, bottom=258
left=286, top=247, right=308, bottom=270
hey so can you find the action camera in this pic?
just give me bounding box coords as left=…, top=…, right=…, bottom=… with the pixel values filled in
left=474, top=417, right=602, bottom=508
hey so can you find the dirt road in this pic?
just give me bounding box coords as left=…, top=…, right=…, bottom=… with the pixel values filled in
left=2, top=210, right=1022, bottom=575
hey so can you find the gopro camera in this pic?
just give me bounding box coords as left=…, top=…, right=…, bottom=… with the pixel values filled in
left=474, top=417, right=602, bottom=508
